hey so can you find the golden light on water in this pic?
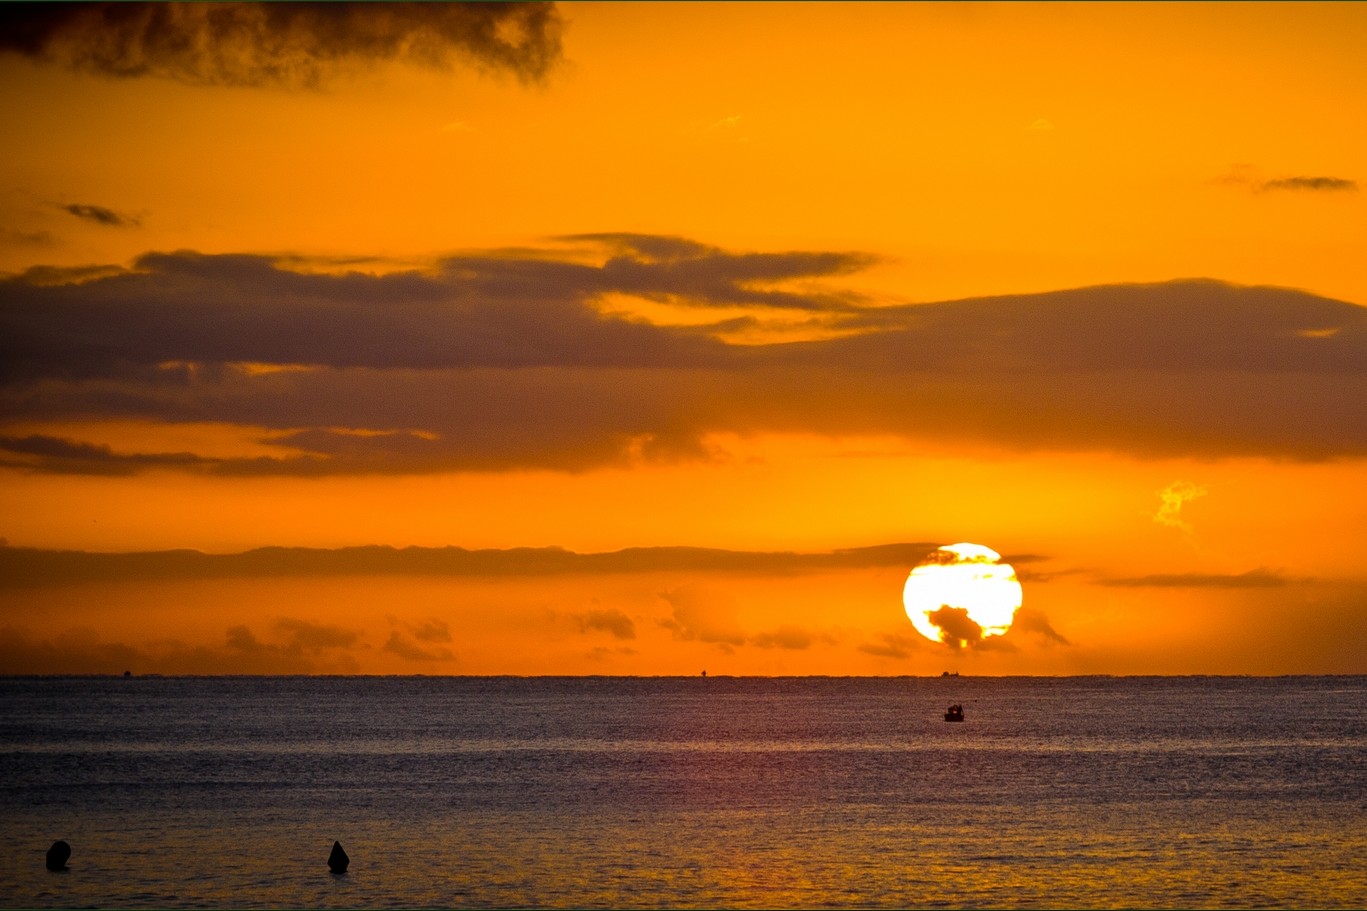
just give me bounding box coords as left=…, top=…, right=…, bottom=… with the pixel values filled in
left=903, top=543, right=1023, bottom=648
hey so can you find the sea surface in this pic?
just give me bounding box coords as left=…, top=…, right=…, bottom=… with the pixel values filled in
left=1, top=675, right=1365, bottom=909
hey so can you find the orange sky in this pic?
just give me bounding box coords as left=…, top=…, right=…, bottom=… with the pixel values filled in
left=2, top=2, right=1365, bottom=675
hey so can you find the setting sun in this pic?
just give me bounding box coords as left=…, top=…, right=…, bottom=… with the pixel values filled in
left=903, top=543, right=1024, bottom=648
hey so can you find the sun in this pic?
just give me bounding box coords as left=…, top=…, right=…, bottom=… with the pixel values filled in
left=903, top=543, right=1023, bottom=648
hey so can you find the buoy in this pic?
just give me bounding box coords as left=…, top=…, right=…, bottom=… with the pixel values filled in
left=328, top=840, right=349, bottom=874
left=46, top=840, right=71, bottom=871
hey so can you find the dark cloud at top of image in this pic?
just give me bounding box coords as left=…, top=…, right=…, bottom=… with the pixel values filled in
left=0, top=2, right=563, bottom=88
left=1260, top=176, right=1358, bottom=193
left=61, top=203, right=140, bottom=228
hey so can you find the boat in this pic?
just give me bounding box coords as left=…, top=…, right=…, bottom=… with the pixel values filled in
left=944, top=704, right=964, bottom=722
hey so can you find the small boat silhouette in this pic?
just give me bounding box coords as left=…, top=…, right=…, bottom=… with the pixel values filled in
left=944, top=704, right=964, bottom=722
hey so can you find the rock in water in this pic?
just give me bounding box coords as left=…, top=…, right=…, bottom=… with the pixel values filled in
left=46, top=840, right=71, bottom=871
left=328, top=840, right=349, bottom=874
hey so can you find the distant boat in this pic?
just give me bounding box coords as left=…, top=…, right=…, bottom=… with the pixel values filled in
left=940, top=671, right=959, bottom=677
left=944, top=704, right=964, bottom=722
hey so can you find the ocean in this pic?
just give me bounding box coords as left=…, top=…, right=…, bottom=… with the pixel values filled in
left=2, top=675, right=1364, bottom=909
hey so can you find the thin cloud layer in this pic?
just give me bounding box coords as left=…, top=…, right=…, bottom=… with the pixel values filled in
left=3, top=236, right=1366, bottom=474
left=0, top=542, right=941, bottom=588
left=0, top=2, right=563, bottom=87
left=1100, top=569, right=1294, bottom=588
left=1260, top=176, right=1358, bottom=193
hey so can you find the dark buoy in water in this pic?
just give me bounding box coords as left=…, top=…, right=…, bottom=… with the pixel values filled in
left=46, top=840, right=71, bottom=871
left=328, top=840, right=349, bottom=874
left=123, top=670, right=132, bottom=678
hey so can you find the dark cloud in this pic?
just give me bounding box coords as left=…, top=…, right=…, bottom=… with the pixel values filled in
left=62, top=203, right=139, bottom=227
left=1260, top=176, right=1358, bottom=193
left=0, top=622, right=360, bottom=674
left=0, top=542, right=939, bottom=588
left=658, top=588, right=746, bottom=649
left=568, top=232, right=878, bottom=311
left=857, top=632, right=920, bottom=660
left=0, top=2, right=563, bottom=87
left=1009, top=607, right=1070, bottom=645
left=1100, top=569, right=1295, bottom=588
left=274, top=617, right=359, bottom=650
left=1, top=228, right=55, bottom=247
left=409, top=618, right=452, bottom=643
left=912, top=605, right=1068, bottom=652
left=0, top=248, right=738, bottom=383
left=749, top=625, right=823, bottom=650
left=3, top=238, right=1366, bottom=474
left=10, top=263, right=125, bottom=286
left=916, top=545, right=1005, bottom=568
left=382, top=630, right=453, bottom=663
left=586, top=644, right=637, bottom=662
left=927, top=606, right=982, bottom=650
left=0, top=434, right=207, bottom=474
left=575, top=608, right=636, bottom=640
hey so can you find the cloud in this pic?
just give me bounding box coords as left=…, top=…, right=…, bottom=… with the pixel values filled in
left=3, top=239, right=1367, bottom=474
left=1009, top=607, right=1070, bottom=645
left=1153, top=480, right=1207, bottom=537
left=749, top=625, right=826, bottom=650
left=1, top=228, right=56, bottom=247
left=0, top=542, right=940, bottom=588
left=574, top=608, right=636, bottom=640
left=274, top=617, right=359, bottom=650
left=1100, top=568, right=1295, bottom=588
left=0, top=622, right=360, bottom=675
left=658, top=587, right=746, bottom=650
left=1216, top=166, right=1359, bottom=195
left=1260, top=176, right=1358, bottom=193
left=927, top=605, right=983, bottom=650
left=857, top=632, right=920, bottom=660
left=0, top=434, right=208, bottom=475
left=409, top=618, right=452, bottom=643
left=62, top=203, right=140, bottom=228
left=0, top=2, right=563, bottom=87
left=566, top=232, right=878, bottom=311
left=382, top=630, right=453, bottom=662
